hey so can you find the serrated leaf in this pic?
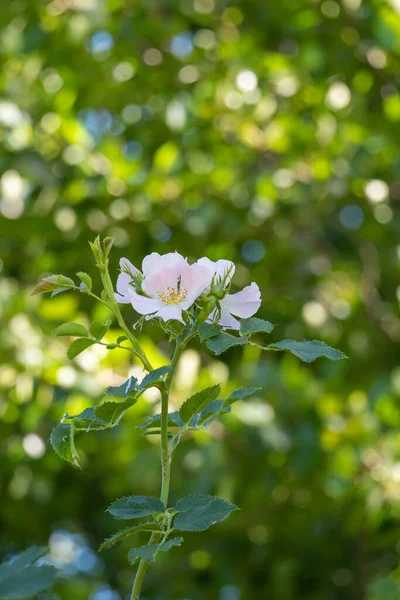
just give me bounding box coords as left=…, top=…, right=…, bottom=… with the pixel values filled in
left=268, top=339, right=348, bottom=363
left=50, top=424, right=80, bottom=467
left=31, top=281, right=65, bottom=296
left=191, top=399, right=231, bottom=428
left=106, top=376, right=138, bottom=398
left=0, top=566, right=57, bottom=599
left=198, top=322, right=223, bottom=342
left=76, top=272, right=92, bottom=291
left=52, top=322, right=89, bottom=338
left=90, top=320, right=111, bottom=340
left=138, top=366, right=172, bottom=391
left=50, top=287, right=69, bottom=297
left=128, top=537, right=183, bottom=565
left=67, top=338, right=96, bottom=359
left=99, top=522, right=162, bottom=551
left=240, top=317, right=274, bottom=336
left=69, top=407, right=107, bottom=430
left=107, top=496, right=165, bottom=520
left=206, top=333, right=248, bottom=355
left=179, top=385, right=221, bottom=424
left=224, top=387, right=261, bottom=406
left=95, top=397, right=138, bottom=424
left=0, top=547, right=46, bottom=580
left=174, top=495, right=239, bottom=532
left=136, top=411, right=183, bottom=430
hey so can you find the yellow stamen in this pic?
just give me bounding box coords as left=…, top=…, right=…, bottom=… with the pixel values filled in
left=158, top=285, right=188, bottom=305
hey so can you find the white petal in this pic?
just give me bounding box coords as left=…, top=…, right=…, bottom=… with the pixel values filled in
left=115, top=292, right=131, bottom=304
left=120, top=257, right=140, bottom=276
left=197, top=257, right=235, bottom=283
left=218, top=307, right=240, bottom=329
left=128, top=289, right=163, bottom=315
left=149, top=305, right=185, bottom=324
left=221, top=282, right=261, bottom=318
left=179, top=263, right=212, bottom=309
left=142, top=252, right=187, bottom=276
left=116, top=272, right=132, bottom=296
left=142, top=265, right=181, bottom=298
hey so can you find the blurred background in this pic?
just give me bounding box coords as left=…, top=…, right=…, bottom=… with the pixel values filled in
left=1, top=0, right=400, bottom=598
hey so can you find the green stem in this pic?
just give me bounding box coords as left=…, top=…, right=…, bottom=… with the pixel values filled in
left=130, top=337, right=186, bottom=600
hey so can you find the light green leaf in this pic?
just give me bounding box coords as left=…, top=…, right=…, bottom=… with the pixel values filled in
left=117, top=335, right=128, bottom=344
left=0, top=566, right=57, bottom=599
left=174, top=494, right=239, bottom=532
left=268, top=339, right=348, bottom=363
left=31, top=274, right=74, bottom=296
left=99, top=522, right=162, bottom=551
left=198, top=322, right=223, bottom=342
left=90, top=320, right=111, bottom=340
left=52, top=322, right=89, bottom=338
left=106, top=376, right=138, bottom=398
left=67, top=338, right=96, bottom=359
left=76, top=272, right=92, bottom=291
left=128, top=537, right=183, bottom=565
left=240, top=317, right=274, bottom=336
left=206, top=333, right=247, bottom=355
left=179, top=385, right=221, bottom=424
left=138, top=366, right=172, bottom=391
left=50, top=424, right=80, bottom=467
left=107, top=496, right=165, bottom=520
left=95, top=397, right=138, bottom=425
left=224, top=387, right=261, bottom=406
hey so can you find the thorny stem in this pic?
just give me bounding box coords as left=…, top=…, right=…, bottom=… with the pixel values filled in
left=130, top=335, right=189, bottom=600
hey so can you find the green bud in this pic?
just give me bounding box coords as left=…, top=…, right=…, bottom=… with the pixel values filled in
left=197, top=295, right=217, bottom=323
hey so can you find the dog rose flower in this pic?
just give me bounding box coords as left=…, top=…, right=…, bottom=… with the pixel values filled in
left=115, top=252, right=211, bottom=323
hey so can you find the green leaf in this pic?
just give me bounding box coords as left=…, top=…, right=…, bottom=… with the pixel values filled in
left=174, top=494, right=239, bottom=532
left=240, top=317, right=274, bottom=336
left=106, top=376, right=138, bottom=398
left=67, top=338, right=96, bottom=359
left=95, top=397, right=138, bottom=425
left=128, top=537, right=183, bottom=565
left=267, top=339, right=348, bottom=363
left=52, top=322, right=89, bottom=338
left=224, top=387, right=261, bottom=406
left=117, top=335, right=128, bottom=344
left=191, top=399, right=231, bottom=428
left=0, top=566, right=57, bottom=599
left=99, top=522, right=162, bottom=551
left=0, top=547, right=46, bottom=579
left=76, top=272, right=92, bottom=291
left=107, top=496, right=165, bottom=520
left=31, top=274, right=74, bottom=296
left=206, top=333, right=248, bottom=355
left=90, top=320, right=111, bottom=340
left=136, top=411, right=183, bottom=430
left=198, top=322, right=223, bottom=342
left=50, top=424, right=80, bottom=467
left=138, top=366, right=172, bottom=391
left=179, top=385, right=221, bottom=424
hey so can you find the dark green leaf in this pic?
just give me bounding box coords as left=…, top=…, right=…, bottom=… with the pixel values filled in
left=267, top=339, right=348, bottom=363
left=107, top=496, right=165, bottom=520
left=67, top=338, right=96, bottom=359
left=95, top=397, right=137, bottom=424
left=240, top=317, right=274, bottom=336
left=117, top=335, right=128, bottom=344
left=206, top=333, right=248, bottom=355
left=0, top=566, right=57, bottom=599
left=76, top=272, right=92, bottom=291
left=198, top=322, right=223, bottom=342
left=50, top=424, right=80, bottom=467
left=0, top=547, right=46, bottom=579
left=90, top=320, right=111, bottom=340
left=106, top=376, right=138, bottom=398
left=191, top=399, right=231, bottom=428
left=99, top=522, right=162, bottom=551
left=128, top=537, right=183, bottom=565
left=136, top=411, right=183, bottom=430
left=138, top=366, right=172, bottom=391
left=52, top=322, right=89, bottom=338
left=174, top=494, right=239, bottom=531
left=179, top=385, right=221, bottom=424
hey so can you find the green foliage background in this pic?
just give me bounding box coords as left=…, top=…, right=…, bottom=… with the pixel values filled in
left=1, top=0, right=400, bottom=598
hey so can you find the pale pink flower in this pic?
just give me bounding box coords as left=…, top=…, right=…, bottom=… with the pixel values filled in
left=196, top=257, right=261, bottom=330
left=115, top=252, right=211, bottom=323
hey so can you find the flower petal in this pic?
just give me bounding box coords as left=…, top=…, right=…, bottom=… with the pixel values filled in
left=120, top=257, right=140, bottom=276
left=207, top=307, right=240, bottom=330
left=142, top=265, right=181, bottom=298
left=148, top=304, right=185, bottom=324
left=142, top=252, right=187, bottom=276
left=197, top=257, right=235, bottom=284
left=179, top=263, right=212, bottom=309
left=128, top=289, right=164, bottom=315
left=221, top=283, right=261, bottom=318
left=116, top=272, right=132, bottom=297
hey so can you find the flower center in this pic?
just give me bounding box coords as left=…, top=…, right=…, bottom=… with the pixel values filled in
left=158, top=286, right=188, bottom=305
